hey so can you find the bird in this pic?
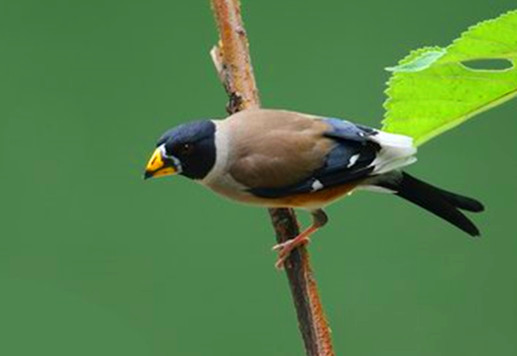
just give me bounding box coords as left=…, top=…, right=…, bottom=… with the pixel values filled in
left=144, top=109, right=484, bottom=268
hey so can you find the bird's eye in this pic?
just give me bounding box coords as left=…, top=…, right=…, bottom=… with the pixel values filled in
left=179, top=143, right=194, bottom=155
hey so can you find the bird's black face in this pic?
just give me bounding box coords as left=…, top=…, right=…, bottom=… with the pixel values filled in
left=144, top=120, right=216, bottom=180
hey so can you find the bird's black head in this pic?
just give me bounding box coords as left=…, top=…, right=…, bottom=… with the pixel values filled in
left=144, top=120, right=216, bottom=180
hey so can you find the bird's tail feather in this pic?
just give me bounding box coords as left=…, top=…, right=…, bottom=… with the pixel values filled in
left=377, top=172, right=484, bottom=237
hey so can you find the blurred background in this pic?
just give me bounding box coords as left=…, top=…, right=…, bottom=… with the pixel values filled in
left=1, top=1, right=516, bottom=355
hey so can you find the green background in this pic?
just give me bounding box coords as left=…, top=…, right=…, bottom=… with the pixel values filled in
left=1, top=1, right=516, bottom=355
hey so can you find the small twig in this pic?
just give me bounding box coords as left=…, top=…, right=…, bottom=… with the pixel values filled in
left=210, top=45, right=225, bottom=84
left=209, top=1, right=335, bottom=355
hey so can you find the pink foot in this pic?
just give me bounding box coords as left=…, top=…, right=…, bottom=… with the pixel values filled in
left=272, top=231, right=315, bottom=269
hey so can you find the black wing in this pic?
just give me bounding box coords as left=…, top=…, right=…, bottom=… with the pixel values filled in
left=248, top=119, right=381, bottom=198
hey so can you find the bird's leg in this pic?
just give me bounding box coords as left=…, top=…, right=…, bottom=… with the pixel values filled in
left=272, top=209, right=328, bottom=269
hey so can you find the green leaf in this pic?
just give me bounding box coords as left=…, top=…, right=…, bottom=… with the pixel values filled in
left=382, top=10, right=517, bottom=146
left=386, top=48, right=446, bottom=73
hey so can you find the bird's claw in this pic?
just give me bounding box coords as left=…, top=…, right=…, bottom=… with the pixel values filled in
left=272, top=236, right=310, bottom=269
left=272, top=238, right=310, bottom=252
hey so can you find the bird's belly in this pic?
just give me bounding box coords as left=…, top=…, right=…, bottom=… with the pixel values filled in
left=205, top=178, right=358, bottom=209
left=266, top=183, right=359, bottom=209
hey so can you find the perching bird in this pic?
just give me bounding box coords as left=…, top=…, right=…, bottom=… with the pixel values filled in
left=144, top=109, right=484, bottom=268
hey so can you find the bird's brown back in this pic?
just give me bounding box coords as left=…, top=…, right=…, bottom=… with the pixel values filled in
left=224, top=109, right=334, bottom=189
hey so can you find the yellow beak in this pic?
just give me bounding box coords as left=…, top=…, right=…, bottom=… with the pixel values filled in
left=144, top=147, right=178, bottom=179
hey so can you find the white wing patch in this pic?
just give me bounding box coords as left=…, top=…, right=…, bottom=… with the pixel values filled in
left=311, top=179, right=324, bottom=192
left=347, top=154, right=360, bottom=168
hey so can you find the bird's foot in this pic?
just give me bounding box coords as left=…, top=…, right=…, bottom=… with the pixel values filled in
left=273, top=235, right=310, bottom=251
left=272, top=231, right=313, bottom=270
left=271, top=210, right=328, bottom=269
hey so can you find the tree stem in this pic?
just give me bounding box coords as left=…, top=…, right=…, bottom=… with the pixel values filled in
left=209, top=1, right=335, bottom=355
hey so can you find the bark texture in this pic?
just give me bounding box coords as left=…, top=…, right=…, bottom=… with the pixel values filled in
left=210, top=1, right=335, bottom=355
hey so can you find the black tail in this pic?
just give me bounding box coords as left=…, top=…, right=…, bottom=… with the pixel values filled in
left=378, top=172, right=484, bottom=237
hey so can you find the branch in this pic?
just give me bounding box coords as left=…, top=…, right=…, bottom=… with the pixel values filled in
left=210, top=1, right=335, bottom=355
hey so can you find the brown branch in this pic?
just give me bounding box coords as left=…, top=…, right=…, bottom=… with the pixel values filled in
left=210, top=1, right=335, bottom=355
